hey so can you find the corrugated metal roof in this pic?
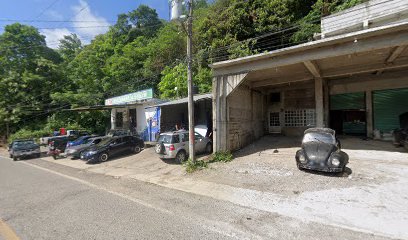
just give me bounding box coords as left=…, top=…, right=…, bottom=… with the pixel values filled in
left=147, top=93, right=212, bottom=108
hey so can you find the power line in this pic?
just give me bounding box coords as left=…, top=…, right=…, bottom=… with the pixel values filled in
left=34, top=0, right=62, bottom=20
left=0, top=19, right=116, bottom=23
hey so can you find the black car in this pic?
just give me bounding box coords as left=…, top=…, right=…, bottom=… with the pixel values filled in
left=295, top=128, right=348, bottom=173
left=80, top=136, right=144, bottom=164
left=8, top=139, right=41, bottom=161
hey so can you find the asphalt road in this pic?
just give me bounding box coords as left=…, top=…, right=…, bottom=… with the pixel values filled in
left=0, top=156, right=392, bottom=240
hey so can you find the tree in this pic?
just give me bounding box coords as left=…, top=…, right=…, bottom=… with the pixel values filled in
left=58, top=34, right=83, bottom=62
left=0, top=23, right=62, bottom=136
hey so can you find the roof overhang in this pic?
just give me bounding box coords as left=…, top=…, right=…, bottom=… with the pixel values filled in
left=146, top=93, right=212, bottom=109
left=210, top=21, right=408, bottom=76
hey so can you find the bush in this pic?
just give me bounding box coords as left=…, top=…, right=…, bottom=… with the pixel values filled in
left=183, top=158, right=208, bottom=173
left=211, top=151, right=233, bottom=163
left=9, top=128, right=51, bottom=143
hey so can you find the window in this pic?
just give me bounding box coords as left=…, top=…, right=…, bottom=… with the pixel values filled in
left=284, top=109, right=316, bottom=127
left=269, top=112, right=280, bottom=127
left=182, top=133, right=189, bottom=142
left=194, top=132, right=203, bottom=140
left=172, top=135, right=180, bottom=143
left=270, top=92, right=281, bottom=103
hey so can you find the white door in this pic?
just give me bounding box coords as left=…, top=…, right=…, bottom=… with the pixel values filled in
left=269, top=112, right=281, bottom=133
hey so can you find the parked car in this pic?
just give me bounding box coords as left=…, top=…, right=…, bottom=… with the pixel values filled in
left=8, top=139, right=41, bottom=161
left=392, top=112, right=408, bottom=150
left=40, top=130, right=89, bottom=145
left=80, top=136, right=144, bottom=164
left=66, top=135, right=94, bottom=148
left=295, top=128, right=348, bottom=173
left=47, top=135, right=79, bottom=159
left=155, top=129, right=213, bottom=163
left=64, top=136, right=106, bottom=159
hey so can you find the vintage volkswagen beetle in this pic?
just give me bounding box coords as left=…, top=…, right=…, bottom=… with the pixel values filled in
left=296, top=128, right=348, bottom=173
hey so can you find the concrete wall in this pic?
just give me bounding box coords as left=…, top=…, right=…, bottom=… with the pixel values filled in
left=227, top=85, right=265, bottom=151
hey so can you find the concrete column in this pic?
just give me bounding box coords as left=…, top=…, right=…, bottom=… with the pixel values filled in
left=323, top=78, right=330, bottom=127
left=315, top=77, right=324, bottom=127
left=212, top=77, right=217, bottom=153
left=366, top=91, right=373, bottom=138
left=213, top=76, right=228, bottom=152
left=111, top=108, right=117, bottom=130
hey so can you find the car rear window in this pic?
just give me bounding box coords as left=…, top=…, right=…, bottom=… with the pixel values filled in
left=158, top=134, right=172, bottom=144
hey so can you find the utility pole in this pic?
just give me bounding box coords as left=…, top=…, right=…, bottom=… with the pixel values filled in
left=186, top=0, right=195, bottom=161
left=170, top=0, right=195, bottom=161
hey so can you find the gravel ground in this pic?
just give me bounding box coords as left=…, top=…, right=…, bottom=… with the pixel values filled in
left=193, top=135, right=407, bottom=195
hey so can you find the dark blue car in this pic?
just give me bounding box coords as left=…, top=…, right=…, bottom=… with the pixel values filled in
left=66, top=136, right=92, bottom=148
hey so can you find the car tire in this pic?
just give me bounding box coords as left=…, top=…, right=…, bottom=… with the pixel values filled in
left=133, top=145, right=142, bottom=154
left=175, top=150, right=187, bottom=164
left=35, top=153, right=41, bottom=158
left=99, top=153, right=109, bottom=162
left=9, top=154, right=13, bottom=158
left=13, top=157, right=17, bottom=161
left=205, top=143, right=213, bottom=153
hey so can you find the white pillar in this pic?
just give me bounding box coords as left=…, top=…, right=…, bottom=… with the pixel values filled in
left=111, top=108, right=117, bottom=130
left=315, top=77, right=324, bottom=127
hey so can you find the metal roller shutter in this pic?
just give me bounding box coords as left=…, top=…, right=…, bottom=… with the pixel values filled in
left=373, top=88, right=408, bottom=133
left=330, top=92, right=365, bottom=110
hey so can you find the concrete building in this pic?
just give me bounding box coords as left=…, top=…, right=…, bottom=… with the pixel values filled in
left=210, top=0, right=408, bottom=152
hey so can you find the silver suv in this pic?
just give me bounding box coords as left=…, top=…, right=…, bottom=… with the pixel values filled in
left=155, top=130, right=212, bottom=163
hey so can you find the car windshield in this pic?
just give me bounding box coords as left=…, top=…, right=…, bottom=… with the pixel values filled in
left=158, top=134, right=173, bottom=144
left=14, top=141, right=35, bottom=147
left=95, top=138, right=113, bottom=146
left=74, top=136, right=87, bottom=143
left=303, top=132, right=335, bottom=145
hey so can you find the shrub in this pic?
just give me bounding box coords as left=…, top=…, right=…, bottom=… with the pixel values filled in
left=211, top=151, right=233, bottom=163
left=183, top=158, right=208, bottom=173
left=9, top=128, right=51, bottom=143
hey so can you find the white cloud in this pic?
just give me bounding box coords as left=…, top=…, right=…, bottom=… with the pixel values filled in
left=71, top=0, right=110, bottom=40
left=41, top=28, right=72, bottom=48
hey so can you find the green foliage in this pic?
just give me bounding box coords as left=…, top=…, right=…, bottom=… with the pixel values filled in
left=211, top=151, right=233, bottom=163
left=1, top=1, right=367, bottom=139
left=9, top=128, right=50, bottom=143
left=158, top=63, right=212, bottom=99
left=183, top=158, right=208, bottom=173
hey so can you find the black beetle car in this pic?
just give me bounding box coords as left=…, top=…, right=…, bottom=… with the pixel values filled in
left=80, top=135, right=144, bottom=164
left=296, top=128, right=348, bottom=173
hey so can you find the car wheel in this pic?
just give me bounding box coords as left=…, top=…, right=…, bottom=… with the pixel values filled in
left=35, top=153, right=41, bottom=158
left=99, top=153, right=109, bottom=162
left=175, top=150, right=187, bottom=164
left=133, top=145, right=142, bottom=154
left=205, top=143, right=213, bottom=153
left=13, top=157, right=17, bottom=161
left=9, top=154, right=13, bottom=158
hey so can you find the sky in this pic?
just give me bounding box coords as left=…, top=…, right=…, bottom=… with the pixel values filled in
left=0, top=0, right=171, bottom=48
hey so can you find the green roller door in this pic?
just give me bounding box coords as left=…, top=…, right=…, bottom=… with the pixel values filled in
left=330, top=92, right=365, bottom=110
left=373, top=88, right=408, bottom=133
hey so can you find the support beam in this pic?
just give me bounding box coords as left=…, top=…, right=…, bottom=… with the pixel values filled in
left=315, top=77, right=324, bottom=127
left=377, top=45, right=406, bottom=75
left=324, top=57, right=408, bottom=78
left=304, top=60, right=321, bottom=78
left=366, top=91, right=373, bottom=138
left=213, top=76, right=228, bottom=152
left=252, top=76, right=313, bottom=88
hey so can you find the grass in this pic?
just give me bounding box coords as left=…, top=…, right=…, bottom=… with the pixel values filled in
left=183, top=151, right=234, bottom=173
left=183, top=158, right=208, bottom=173
left=210, top=151, right=233, bottom=163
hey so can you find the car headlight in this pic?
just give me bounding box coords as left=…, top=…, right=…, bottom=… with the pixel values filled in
left=87, top=151, right=98, bottom=155
left=298, top=153, right=307, bottom=163
left=331, top=157, right=340, bottom=166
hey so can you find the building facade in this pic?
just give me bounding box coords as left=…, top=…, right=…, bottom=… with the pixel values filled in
left=210, top=0, right=408, bottom=152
